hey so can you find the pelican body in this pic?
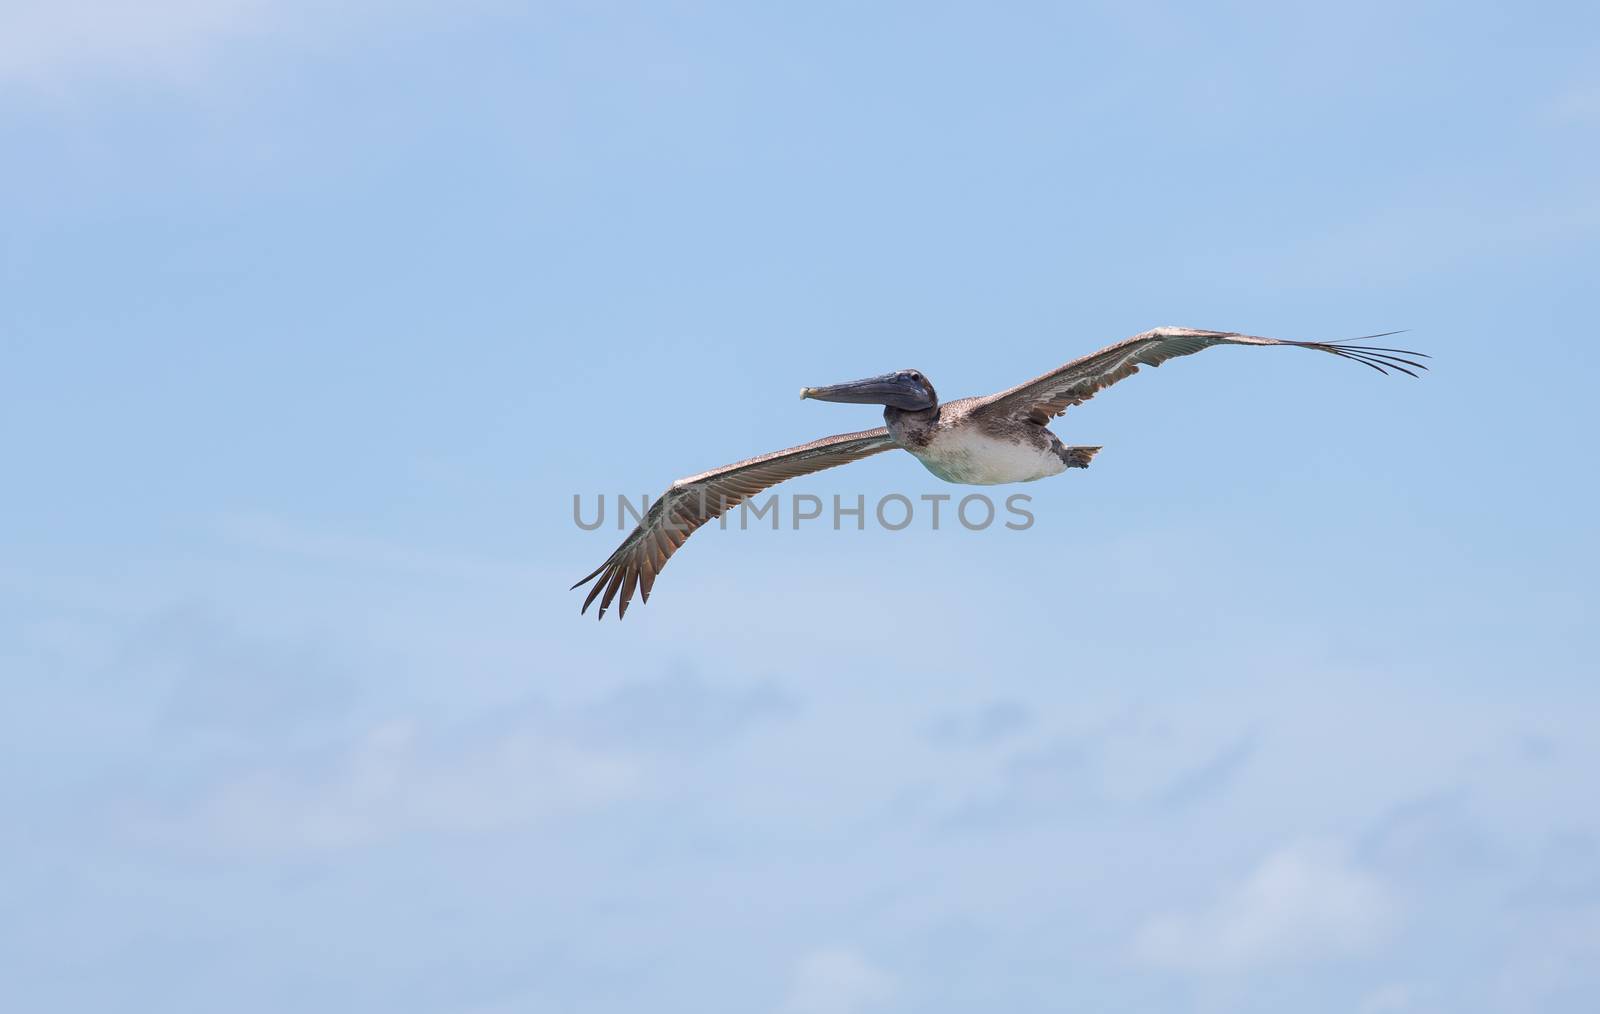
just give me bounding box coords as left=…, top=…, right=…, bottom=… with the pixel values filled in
left=813, top=385, right=1096, bottom=486
left=573, top=326, right=1426, bottom=619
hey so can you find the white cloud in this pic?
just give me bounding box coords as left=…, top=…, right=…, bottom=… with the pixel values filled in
left=781, top=948, right=895, bottom=1014
left=1134, top=841, right=1393, bottom=973
left=0, top=0, right=272, bottom=86
left=138, top=718, right=638, bottom=852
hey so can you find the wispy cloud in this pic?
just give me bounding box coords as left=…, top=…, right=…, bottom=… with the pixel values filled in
left=1201, top=195, right=1600, bottom=288
left=1153, top=729, right=1257, bottom=809
left=781, top=948, right=895, bottom=1014
left=937, top=734, right=1096, bottom=831
left=216, top=511, right=537, bottom=585
left=1359, top=982, right=1428, bottom=1013
left=0, top=0, right=271, bottom=87
left=582, top=669, right=797, bottom=752
left=922, top=699, right=1032, bottom=749
left=128, top=666, right=799, bottom=854
left=1357, top=790, right=1503, bottom=882
left=1541, top=81, right=1600, bottom=127
left=1134, top=841, right=1393, bottom=973
left=133, top=604, right=353, bottom=743
left=136, top=717, right=638, bottom=853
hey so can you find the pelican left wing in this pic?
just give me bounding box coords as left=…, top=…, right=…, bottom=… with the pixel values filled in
left=971, top=327, right=1427, bottom=427
left=572, top=427, right=898, bottom=619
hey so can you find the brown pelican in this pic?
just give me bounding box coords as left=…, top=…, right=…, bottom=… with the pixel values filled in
left=573, top=326, right=1425, bottom=619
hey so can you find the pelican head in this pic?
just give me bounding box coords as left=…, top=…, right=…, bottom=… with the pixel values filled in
left=799, top=369, right=937, bottom=411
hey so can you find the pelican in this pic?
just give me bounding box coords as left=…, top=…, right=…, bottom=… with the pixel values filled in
left=573, top=326, right=1426, bottom=619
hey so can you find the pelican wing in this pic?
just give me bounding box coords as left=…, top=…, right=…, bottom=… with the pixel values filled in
left=971, top=327, right=1427, bottom=426
left=572, top=427, right=898, bottom=619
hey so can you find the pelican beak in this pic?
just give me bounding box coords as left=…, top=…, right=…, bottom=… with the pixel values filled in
left=798, top=372, right=933, bottom=411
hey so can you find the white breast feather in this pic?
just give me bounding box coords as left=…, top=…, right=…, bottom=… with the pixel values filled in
left=910, top=428, right=1066, bottom=485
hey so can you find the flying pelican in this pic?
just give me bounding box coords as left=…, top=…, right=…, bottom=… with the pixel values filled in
left=573, top=326, right=1425, bottom=619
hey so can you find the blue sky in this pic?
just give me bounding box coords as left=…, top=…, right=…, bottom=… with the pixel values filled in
left=3, top=2, right=1599, bottom=1011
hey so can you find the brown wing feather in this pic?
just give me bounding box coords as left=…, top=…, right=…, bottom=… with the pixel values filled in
left=571, top=427, right=898, bottom=620
left=972, top=327, right=1428, bottom=426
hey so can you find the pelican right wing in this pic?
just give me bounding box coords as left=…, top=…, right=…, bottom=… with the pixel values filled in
left=572, top=427, right=898, bottom=620
left=971, top=327, right=1427, bottom=427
